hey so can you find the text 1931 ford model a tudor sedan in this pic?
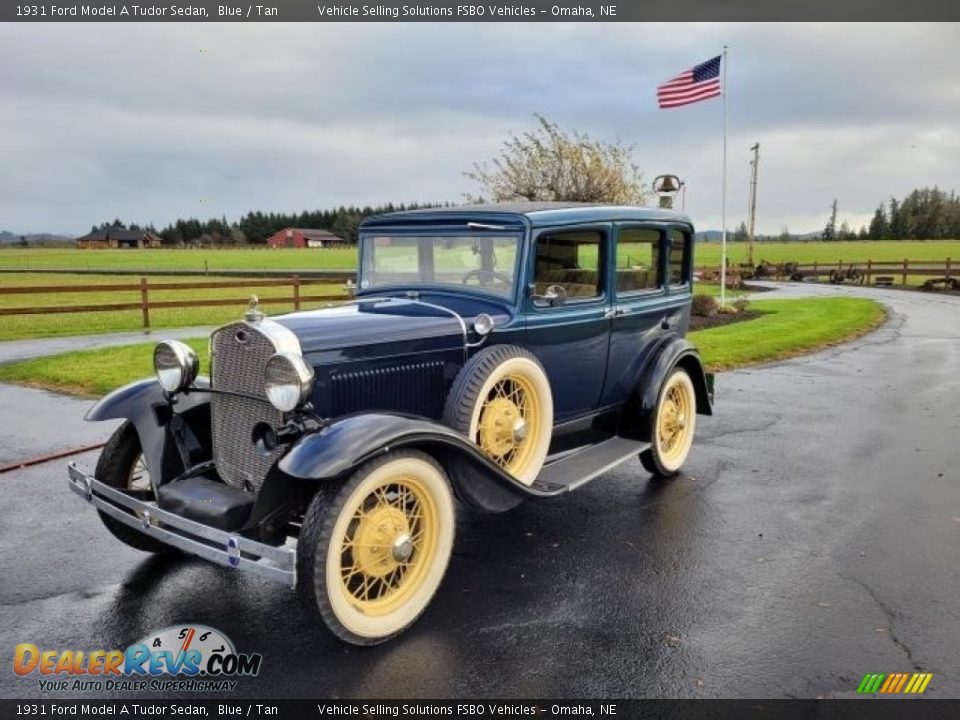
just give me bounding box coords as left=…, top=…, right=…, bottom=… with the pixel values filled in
left=68, top=203, right=713, bottom=645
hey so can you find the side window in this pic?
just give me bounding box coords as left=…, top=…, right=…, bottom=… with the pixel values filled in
left=616, top=228, right=662, bottom=294
left=669, top=229, right=691, bottom=285
left=534, top=230, right=603, bottom=300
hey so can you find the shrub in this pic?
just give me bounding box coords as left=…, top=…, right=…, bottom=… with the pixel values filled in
left=732, top=296, right=750, bottom=313
left=691, top=294, right=719, bottom=317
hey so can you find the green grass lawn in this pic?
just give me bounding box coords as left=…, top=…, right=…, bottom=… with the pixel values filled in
left=0, top=273, right=345, bottom=341
left=2, top=240, right=958, bottom=273
left=0, top=297, right=884, bottom=396
left=0, top=338, right=211, bottom=397
left=689, top=297, right=885, bottom=371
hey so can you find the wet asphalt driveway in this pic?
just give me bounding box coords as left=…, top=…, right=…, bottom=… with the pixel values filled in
left=1, top=283, right=958, bottom=699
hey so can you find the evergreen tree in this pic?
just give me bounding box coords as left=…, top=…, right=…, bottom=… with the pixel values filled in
left=868, top=203, right=887, bottom=240
left=888, top=198, right=904, bottom=240
left=822, top=199, right=838, bottom=241
left=733, top=221, right=749, bottom=244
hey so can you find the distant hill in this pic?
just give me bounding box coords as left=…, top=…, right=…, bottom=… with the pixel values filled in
left=0, top=230, right=74, bottom=246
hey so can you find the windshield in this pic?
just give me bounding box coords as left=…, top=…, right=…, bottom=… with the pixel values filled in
left=359, top=234, right=521, bottom=298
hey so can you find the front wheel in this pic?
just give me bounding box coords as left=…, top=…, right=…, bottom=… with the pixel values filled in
left=296, top=450, right=456, bottom=645
left=94, top=422, right=177, bottom=554
left=640, top=368, right=697, bottom=478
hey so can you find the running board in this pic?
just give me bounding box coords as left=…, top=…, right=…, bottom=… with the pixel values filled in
left=530, top=437, right=648, bottom=496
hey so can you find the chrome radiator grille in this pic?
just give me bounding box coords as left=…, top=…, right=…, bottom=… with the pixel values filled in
left=210, top=321, right=286, bottom=492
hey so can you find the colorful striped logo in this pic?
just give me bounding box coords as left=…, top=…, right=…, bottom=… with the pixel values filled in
left=857, top=672, right=933, bottom=694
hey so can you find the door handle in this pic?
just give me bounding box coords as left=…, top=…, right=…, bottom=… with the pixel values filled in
left=605, top=306, right=626, bottom=319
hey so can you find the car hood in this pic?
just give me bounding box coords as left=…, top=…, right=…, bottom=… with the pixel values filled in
left=273, top=299, right=467, bottom=354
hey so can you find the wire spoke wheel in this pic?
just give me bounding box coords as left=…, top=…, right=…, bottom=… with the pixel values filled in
left=444, top=345, right=553, bottom=490
left=298, top=450, right=455, bottom=645
left=338, top=476, right=437, bottom=614
left=94, top=422, right=176, bottom=554
left=127, top=453, right=152, bottom=492
left=476, top=373, right=541, bottom=475
left=641, top=368, right=697, bottom=478
left=658, top=385, right=690, bottom=457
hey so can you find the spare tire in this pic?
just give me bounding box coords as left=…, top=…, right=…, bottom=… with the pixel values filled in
left=443, top=344, right=553, bottom=487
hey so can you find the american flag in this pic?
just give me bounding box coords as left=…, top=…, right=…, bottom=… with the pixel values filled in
left=657, top=55, right=722, bottom=109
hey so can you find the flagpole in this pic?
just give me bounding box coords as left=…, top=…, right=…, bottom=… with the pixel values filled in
left=720, top=45, right=728, bottom=308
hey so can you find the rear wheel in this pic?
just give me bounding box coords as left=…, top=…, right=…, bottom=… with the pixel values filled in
left=640, top=368, right=697, bottom=478
left=297, top=450, right=455, bottom=645
left=94, top=422, right=176, bottom=554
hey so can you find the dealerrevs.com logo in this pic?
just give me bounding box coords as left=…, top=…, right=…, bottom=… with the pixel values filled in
left=14, top=625, right=262, bottom=692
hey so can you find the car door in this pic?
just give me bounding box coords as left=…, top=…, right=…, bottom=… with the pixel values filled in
left=600, top=223, right=680, bottom=407
left=523, top=225, right=611, bottom=422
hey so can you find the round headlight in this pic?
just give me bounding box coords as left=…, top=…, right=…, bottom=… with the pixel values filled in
left=264, top=353, right=315, bottom=412
left=153, top=340, right=199, bottom=393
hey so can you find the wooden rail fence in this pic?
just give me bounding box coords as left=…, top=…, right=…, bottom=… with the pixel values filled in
left=1, top=259, right=955, bottom=330
left=697, top=258, right=954, bottom=288
left=790, top=258, right=953, bottom=286
left=0, top=276, right=350, bottom=329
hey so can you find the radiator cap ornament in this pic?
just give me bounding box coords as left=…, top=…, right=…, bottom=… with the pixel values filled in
left=245, top=294, right=264, bottom=323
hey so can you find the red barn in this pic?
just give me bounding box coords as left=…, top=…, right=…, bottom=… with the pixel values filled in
left=266, top=228, right=347, bottom=249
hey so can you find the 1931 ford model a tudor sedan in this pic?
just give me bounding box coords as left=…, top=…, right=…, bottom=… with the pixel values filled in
left=68, top=203, right=713, bottom=645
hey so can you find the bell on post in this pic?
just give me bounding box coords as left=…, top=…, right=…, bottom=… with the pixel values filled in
left=653, top=174, right=683, bottom=209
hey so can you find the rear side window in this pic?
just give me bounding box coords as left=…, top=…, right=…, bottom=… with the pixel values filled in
left=534, top=230, right=603, bottom=299
left=669, top=229, right=691, bottom=285
left=616, top=228, right=661, bottom=293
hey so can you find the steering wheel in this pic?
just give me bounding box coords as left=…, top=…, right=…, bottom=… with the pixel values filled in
left=462, top=269, right=513, bottom=287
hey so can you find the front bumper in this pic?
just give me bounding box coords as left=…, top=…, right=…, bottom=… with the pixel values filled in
left=67, top=463, right=296, bottom=587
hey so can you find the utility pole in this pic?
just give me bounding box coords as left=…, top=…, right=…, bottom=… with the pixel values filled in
left=747, top=143, right=760, bottom=266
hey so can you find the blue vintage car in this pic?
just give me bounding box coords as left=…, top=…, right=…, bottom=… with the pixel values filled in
left=68, top=202, right=713, bottom=645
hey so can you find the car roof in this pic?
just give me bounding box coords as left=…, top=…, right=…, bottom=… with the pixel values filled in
left=361, top=202, right=693, bottom=229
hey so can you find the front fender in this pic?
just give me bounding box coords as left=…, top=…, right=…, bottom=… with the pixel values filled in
left=86, top=376, right=211, bottom=487
left=279, top=412, right=533, bottom=503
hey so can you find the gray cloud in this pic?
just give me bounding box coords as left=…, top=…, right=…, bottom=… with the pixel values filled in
left=1, top=22, right=957, bottom=235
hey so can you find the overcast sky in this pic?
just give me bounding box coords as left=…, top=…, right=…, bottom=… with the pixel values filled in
left=1, top=22, right=957, bottom=235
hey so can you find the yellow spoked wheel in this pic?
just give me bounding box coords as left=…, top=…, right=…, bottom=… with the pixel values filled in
left=443, top=345, right=553, bottom=488
left=658, top=382, right=692, bottom=460
left=297, top=450, right=455, bottom=645
left=338, top=476, right=438, bottom=615
left=641, top=368, right=697, bottom=477
left=476, top=373, right=542, bottom=476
